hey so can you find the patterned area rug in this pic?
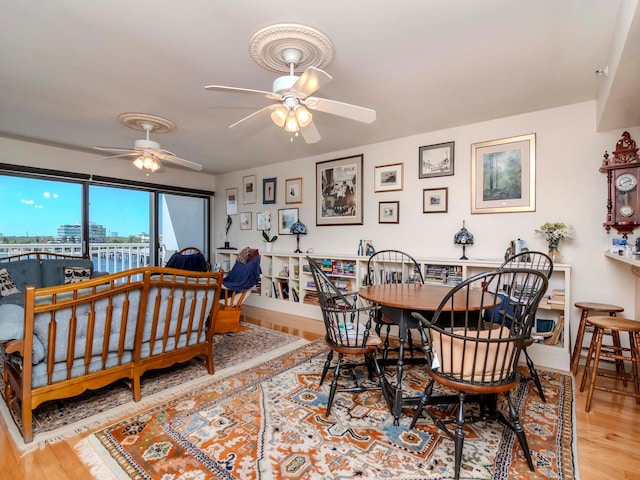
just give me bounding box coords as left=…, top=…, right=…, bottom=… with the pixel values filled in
left=77, top=340, right=576, bottom=479
left=0, top=323, right=305, bottom=450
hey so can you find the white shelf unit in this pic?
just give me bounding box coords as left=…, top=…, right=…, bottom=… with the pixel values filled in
left=216, top=249, right=571, bottom=371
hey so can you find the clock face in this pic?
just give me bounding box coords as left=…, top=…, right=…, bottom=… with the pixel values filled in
left=615, top=173, right=638, bottom=192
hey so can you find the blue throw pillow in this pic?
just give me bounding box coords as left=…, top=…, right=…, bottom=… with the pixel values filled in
left=483, top=292, right=520, bottom=327
left=0, top=303, right=46, bottom=364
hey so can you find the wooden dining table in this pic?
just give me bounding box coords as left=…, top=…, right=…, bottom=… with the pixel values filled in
left=358, top=283, right=491, bottom=424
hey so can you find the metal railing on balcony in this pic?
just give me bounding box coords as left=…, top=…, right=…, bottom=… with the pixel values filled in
left=0, top=243, right=152, bottom=274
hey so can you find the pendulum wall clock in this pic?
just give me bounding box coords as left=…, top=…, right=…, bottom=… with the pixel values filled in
left=600, top=131, right=640, bottom=238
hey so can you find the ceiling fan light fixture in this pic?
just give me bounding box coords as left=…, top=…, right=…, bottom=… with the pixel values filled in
left=271, top=105, right=288, bottom=127
left=284, top=112, right=299, bottom=133
left=133, top=157, right=144, bottom=169
left=295, top=105, right=312, bottom=127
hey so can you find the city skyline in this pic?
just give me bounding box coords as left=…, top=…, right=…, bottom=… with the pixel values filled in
left=0, top=176, right=149, bottom=237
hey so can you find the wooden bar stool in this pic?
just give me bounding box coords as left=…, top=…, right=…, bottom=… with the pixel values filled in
left=579, top=316, right=640, bottom=412
left=571, top=302, right=624, bottom=375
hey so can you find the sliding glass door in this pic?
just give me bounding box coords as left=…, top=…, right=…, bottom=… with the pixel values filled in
left=0, top=167, right=212, bottom=271
left=159, top=193, right=208, bottom=265
left=89, top=185, right=152, bottom=273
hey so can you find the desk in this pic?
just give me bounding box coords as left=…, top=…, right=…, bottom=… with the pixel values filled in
left=359, top=283, right=489, bottom=424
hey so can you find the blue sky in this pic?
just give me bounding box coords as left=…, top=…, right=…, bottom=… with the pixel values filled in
left=0, top=176, right=149, bottom=237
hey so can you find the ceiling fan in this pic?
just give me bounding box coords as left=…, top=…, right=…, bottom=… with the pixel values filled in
left=94, top=113, right=203, bottom=172
left=205, top=47, right=376, bottom=144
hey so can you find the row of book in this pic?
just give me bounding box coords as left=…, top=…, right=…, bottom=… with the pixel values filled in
left=270, top=280, right=300, bottom=302
left=425, top=265, right=463, bottom=285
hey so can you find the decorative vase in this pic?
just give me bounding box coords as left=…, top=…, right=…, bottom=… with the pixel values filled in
left=548, top=244, right=562, bottom=263
left=264, top=242, right=273, bottom=253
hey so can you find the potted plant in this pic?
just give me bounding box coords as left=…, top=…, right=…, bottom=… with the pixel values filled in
left=259, top=211, right=277, bottom=252
left=262, top=229, right=277, bottom=252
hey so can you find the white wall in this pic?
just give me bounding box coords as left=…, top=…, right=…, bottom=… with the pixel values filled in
left=214, top=100, right=640, bottom=328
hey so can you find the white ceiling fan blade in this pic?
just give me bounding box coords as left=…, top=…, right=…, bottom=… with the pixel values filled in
left=205, top=84, right=282, bottom=101
left=304, top=97, right=376, bottom=124
left=291, top=67, right=333, bottom=98
left=97, top=152, right=138, bottom=161
left=229, top=104, right=277, bottom=129
left=155, top=151, right=203, bottom=171
left=300, top=121, right=321, bottom=144
left=93, top=146, right=138, bottom=154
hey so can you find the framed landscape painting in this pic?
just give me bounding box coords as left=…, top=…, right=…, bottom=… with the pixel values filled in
left=278, top=208, right=299, bottom=235
left=378, top=201, right=399, bottom=223
left=471, top=133, right=536, bottom=214
left=419, top=141, right=454, bottom=178
left=374, top=163, right=403, bottom=192
left=239, top=212, right=252, bottom=230
left=423, top=187, right=448, bottom=213
left=316, top=154, right=363, bottom=226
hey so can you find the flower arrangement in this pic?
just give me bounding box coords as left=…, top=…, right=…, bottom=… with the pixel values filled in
left=535, top=222, right=573, bottom=250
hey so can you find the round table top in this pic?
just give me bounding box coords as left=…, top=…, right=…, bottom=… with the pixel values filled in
left=358, top=283, right=489, bottom=312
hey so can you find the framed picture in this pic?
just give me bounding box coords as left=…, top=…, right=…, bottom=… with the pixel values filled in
left=374, top=163, right=403, bottom=192
left=239, top=212, right=252, bottom=230
left=419, top=141, right=455, bottom=178
left=242, top=175, right=257, bottom=204
left=471, top=133, right=536, bottom=214
left=278, top=208, right=299, bottom=235
left=316, top=154, right=363, bottom=226
left=263, top=177, right=276, bottom=204
left=225, top=188, right=238, bottom=215
left=285, top=177, right=303, bottom=204
left=378, top=201, right=400, bottom=223
left=256, top=212, right=270, bottom=231
left=423, top=187, right=448, bottom=213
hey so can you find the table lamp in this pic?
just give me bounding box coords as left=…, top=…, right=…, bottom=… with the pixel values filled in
left=290, top=220, right=307, bottom=253
left=454, top=220, right=474, bottom=260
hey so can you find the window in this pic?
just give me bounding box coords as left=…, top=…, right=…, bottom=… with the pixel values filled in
left=0, top=165, right=212, bottom=272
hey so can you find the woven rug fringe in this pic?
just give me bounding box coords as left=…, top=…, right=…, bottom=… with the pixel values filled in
left=3, top=338, right=308, bottom=454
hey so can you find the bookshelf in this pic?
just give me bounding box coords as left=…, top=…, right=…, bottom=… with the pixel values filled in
left=216, top=249, right=572, bottom=371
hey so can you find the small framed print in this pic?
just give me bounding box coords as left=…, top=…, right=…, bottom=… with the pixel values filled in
left=263, top=177, right=276, bottom=204
left=256, top=212, right=270, bottom=231
left=239, top=212, right=252, bottom=230
left=374, top=163, right=403, bottom=192
left=285, top=177, right=303, bottom=204
left=278, top=208, right=299, bottom=235
left=378, top=201, right=399, bottom=223
left=419, top=141, right=455, bottom=178
left=226, top=188, right=238, bottom=215
left=423, top=187, right=448, bottom=213
left=242, top=175, right=257, bottom=204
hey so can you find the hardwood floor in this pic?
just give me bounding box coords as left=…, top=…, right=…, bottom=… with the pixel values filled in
left=1, top=306, right=639, bottom=479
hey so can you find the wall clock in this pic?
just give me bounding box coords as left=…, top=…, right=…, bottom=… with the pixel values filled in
left=600, top=131, right=640, bottom=237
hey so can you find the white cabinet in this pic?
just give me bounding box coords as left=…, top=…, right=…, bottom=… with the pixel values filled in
left=216, top=249, right=571, bottom=371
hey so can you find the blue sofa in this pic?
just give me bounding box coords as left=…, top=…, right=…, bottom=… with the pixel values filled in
left=0, top=252, right=106, bottom=307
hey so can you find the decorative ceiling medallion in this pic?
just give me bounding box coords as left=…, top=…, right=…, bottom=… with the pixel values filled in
left=117, top=113, right=176, bottom=134
left=249, top=23, right=335, bottom=74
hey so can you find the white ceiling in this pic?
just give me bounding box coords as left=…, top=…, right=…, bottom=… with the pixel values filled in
left=1, top=0, right=639, bottom=175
